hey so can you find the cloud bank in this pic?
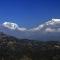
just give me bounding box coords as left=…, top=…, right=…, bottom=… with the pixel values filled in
left=2, top=22, right=27, bottom=31
left=2, top=19, right=60, bottom=32
left=1, top=19, right=60, bottom=40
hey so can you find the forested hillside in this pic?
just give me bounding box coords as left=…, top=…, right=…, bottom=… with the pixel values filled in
left=0, top=32, right=60, bottom=60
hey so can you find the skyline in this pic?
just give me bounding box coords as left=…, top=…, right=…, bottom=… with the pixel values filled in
left=0, top=0, right=60, bottom=28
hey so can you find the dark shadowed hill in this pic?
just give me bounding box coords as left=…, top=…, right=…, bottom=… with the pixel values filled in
left=0, top=32, right=60, bottom=60
left=0, top=32, right=32, bottom=60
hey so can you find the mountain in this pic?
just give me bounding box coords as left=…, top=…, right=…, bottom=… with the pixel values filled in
left=0, top=19, right=60, bottom=41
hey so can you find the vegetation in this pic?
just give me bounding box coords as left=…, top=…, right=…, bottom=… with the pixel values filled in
left=0, top=32, right=60, bottom=60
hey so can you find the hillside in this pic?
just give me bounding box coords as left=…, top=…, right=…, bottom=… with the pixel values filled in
left=0, top=32, right=60, bottom=60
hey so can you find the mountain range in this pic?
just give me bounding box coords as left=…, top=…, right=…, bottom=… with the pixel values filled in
left=0, top=19, right=60, bottom=41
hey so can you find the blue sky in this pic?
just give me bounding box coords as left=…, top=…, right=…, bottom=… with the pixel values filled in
left=0, top=0, right=60, bottom=28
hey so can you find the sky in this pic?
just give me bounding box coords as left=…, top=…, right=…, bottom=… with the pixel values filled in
left=0, top=0, right=60, bottom=28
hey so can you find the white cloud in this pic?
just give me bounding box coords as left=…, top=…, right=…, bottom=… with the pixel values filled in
left=2, top=19, right=60, bottom=32
left=46, top=20, right=55, bottom=25
left=45, top=28, right=56, bottom=32
left=2, top=22, right=27, bottom=31
left=1, top=19, right=60, bottom=40
left=29, top=19, right=60, bottom=32
left=52, top=19, right=60, bottom=22
left=17, top=27, right=27, bottom=31
left=30, top=24, right=44, bottom=31
left=3, top=22, right=18, bottom=30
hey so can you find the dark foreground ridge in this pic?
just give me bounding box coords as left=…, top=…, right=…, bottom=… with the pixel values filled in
left=0, top=32, right=60, bottom=60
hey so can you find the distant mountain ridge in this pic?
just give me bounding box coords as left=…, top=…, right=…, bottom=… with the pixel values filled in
left=0, top=19, right=60, bottom=41
left=2, top=19, right=60, bottom=32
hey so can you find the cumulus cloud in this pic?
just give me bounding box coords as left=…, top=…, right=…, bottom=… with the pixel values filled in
left=30, top=24, right=44, bottom=31
left=2, top=22, right=27, bottom=31
left=29, top=19, right=60, bottom=32
left=3, top=22, right=18, bottom=30
left=52, top=19, right=60, bottom=22
left=17, top=27, right=27, bottom=31
left=1, top=19, right=60, bottom=40
left=2, top=19, right=60, bottom=32
left=45, top=28, right=56, bottom=32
